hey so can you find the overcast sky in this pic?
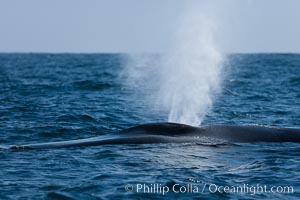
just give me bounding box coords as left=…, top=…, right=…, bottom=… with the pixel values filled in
left=0, top=0, right=299, bottom=53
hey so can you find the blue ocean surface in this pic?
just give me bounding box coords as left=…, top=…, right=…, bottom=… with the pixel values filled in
left=0, top=53, right=299, bottom=199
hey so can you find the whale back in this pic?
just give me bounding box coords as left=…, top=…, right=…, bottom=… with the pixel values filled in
left=201, top=125, right=300, bottom=142
left=8, top=123, right=300, bottom=150
left=120, top=123, right=300, bottom=142
left=119, top=122, right=200, bottom=136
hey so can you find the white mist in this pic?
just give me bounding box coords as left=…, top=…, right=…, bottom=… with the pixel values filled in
left=122, top=1, right=224, bottom=126
left=159, top=2, right=223, bottom=126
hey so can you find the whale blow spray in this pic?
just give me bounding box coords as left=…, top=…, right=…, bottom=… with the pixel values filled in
left=122, top=1, right=224, bottom=126
left=160, top=2, right=223, bottom=126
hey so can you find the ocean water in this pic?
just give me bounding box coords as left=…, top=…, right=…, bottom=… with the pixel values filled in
left=0, top=53, right=299, bottom=199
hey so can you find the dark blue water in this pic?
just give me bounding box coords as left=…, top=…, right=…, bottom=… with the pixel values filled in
left=0, top=53, right=299, bottom=199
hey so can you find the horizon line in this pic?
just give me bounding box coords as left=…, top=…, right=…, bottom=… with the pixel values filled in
left=0, top=51, right=300, bottom=55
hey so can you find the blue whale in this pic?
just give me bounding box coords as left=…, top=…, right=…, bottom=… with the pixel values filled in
left=9, top=122, right=300, bottom=150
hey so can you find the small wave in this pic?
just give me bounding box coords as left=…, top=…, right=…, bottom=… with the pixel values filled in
left=55, top=114, right=97, bottom=123
left=288, top=76, right=300, bottom=86
left=46, top=192, right=75, bottom=200
left=0, top=145, right=9, bottom=150
left=231, top=160, right=266, bottom=172
left=72, top=80, right=113, bottom=90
